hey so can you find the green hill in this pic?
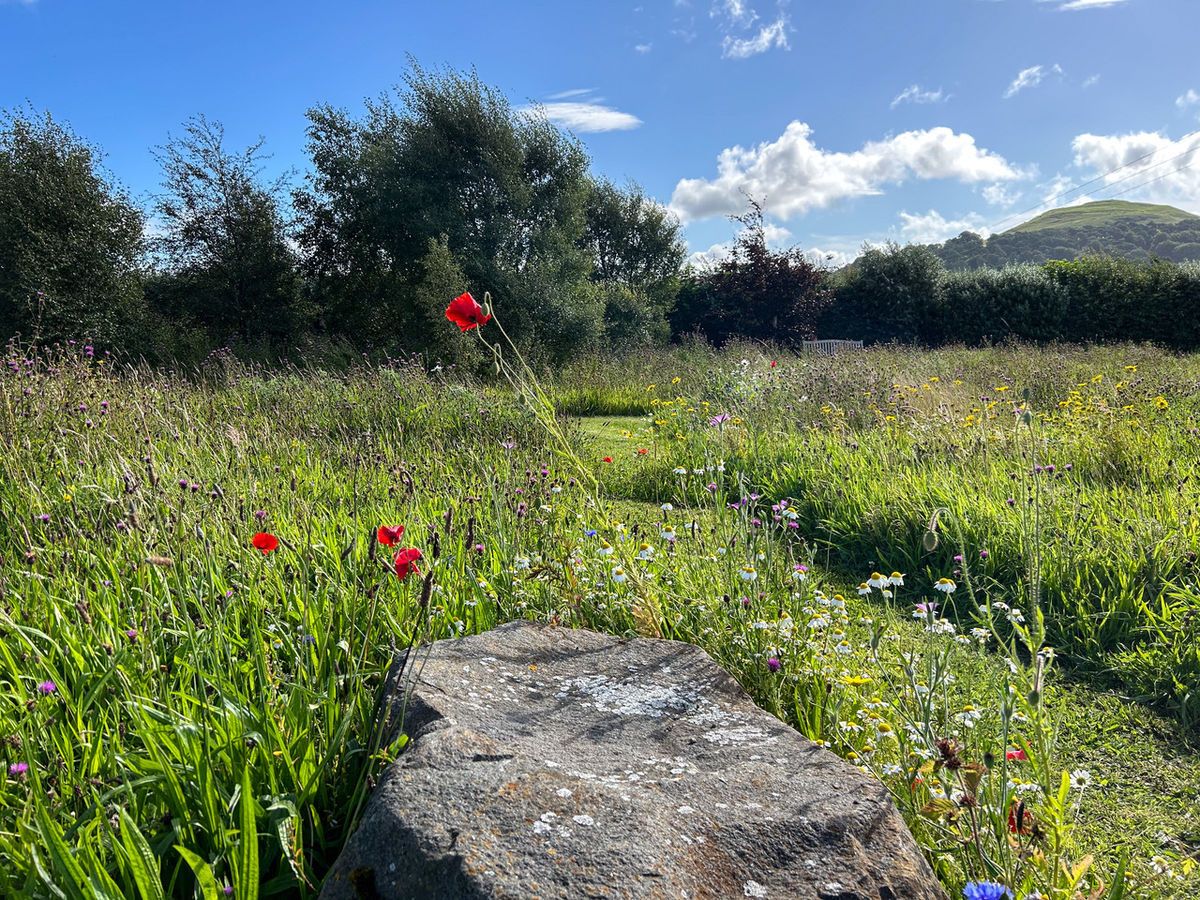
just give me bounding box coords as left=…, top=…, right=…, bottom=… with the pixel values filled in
left=933, top=200, right=1200, bottom=269
left=1006, top=200, right=1198, bottom=234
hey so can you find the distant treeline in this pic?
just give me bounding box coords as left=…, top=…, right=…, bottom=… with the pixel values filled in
left=4, top=66, right=1200, bottom=363
left=822, top=244, right=1200, bottom=350
left=933, top=220, right=1200, bottom=270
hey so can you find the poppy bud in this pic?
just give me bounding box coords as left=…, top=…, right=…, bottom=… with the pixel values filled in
left=419, top=572, right=433, bottom=609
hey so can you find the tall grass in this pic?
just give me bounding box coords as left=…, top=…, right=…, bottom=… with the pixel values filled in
left=1, top=339, right=1196, bottom=897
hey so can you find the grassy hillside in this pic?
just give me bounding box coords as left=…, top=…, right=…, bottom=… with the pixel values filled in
left=933, top=200, right=1200, bottom=268
left=1006, top=200, right=1199, bottom=234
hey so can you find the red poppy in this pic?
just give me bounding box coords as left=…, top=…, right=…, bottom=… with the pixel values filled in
left=393, top=547, right=423, bottom=580
left=636, top=448, right=648, bottom=455
left=770, top=360, right=778, bottom=368
left=377, top=524, right=405, bottom=546
left=252, top=532, right=279, bottom=554
left=445, top=292, right=491, bottom=332
left=1005, top=748, right=1028, bottom=762
left=602, top=456, right=613, bottom=463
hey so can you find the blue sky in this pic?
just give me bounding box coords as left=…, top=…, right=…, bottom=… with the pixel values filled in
left=3, top=0, right=1199, bottom=264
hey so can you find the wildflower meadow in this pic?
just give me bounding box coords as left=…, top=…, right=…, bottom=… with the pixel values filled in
left=2, top=297, right=1199, bottom=898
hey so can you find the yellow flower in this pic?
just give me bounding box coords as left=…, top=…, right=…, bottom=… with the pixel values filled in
left=671, top=376, right=681, bottom=384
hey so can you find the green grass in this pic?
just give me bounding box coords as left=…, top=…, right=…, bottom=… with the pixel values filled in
left=1006, top=200, right=1199, bottom=234
left=3, top=341, right=1200, bottom=898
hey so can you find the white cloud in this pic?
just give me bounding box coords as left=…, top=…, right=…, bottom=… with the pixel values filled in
left=891, top=85, right=948, bottom=109
left=760, top=222, right=792, bottom=247
left=1177, top=88, right=1200, bottom=110
left=712, top=0, right=757, bottom=26
left=634, top=42, right=653, bottom=54
left=523, top=90, right=641, bottom=133
left=669, top=122, right=1021, bottom=222
left=1053, top=0, right=1130, bottom=9
left=803, top=247, right=858, bottom=268
left=1082, top=74, right=1101, bottom=88
left=546, top=88, right=594, bottom=100
left=1004, top=64, right=1063, bottom=99
left=982, top=183, right=1021, bottom=207
left=1071, top=130, right=1200, bottom=212
left=688, top=241, right=734, bottom=267
left=722, top=15, right=789, bottom=58
left=897, top=209, right=991, bottom=244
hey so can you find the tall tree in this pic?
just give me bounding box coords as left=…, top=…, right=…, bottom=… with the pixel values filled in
left=296, top=65, right=604, bottom=362
left=150, top=116, right=304, bottom=350
left=671, top=199, right=830, bottom=346
left=583, top=179, right=685, bottom=347
left=0, top=108, right=144, bottom=345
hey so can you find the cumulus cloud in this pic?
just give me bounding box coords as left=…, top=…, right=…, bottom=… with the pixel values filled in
left=669, top=122, right=1021, bottom=222
left=803, top=247, right=858, bottom=268
left=1071, top=130, right=1200, bottom=212
left=688, top=241, right=734, bottom=268
left=897, top=209, right=991, bottom=244
left=522, top=91, right=642, bottom=133
left=1177, top=88, right=1200, bottom=110
left=721, top=16, right=789, bottom=58
left=891, top=85, right=948, bottom=109
left=1004, top=64, right=1063, bottom=98
left=982, top=183, right=1021, bottom=207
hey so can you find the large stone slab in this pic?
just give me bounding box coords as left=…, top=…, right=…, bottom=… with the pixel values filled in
left=321, top=622, right=945, bottom=900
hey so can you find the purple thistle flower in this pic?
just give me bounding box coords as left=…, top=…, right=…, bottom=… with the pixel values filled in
left=8, top=762, right=28, bottom=776
left=953, top=554, right=963, bottom=563
left=767, top=657, right=781, bottom=673
left=37, top=680, right=57, bottom=695
left=979, top=549, right=989, bottom=560
left=708, top=412, right=732, bottom=427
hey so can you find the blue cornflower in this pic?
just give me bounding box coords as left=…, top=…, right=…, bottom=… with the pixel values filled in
left=963, top=882, right=1012, bottom=900
left=585, top=529, right=598, bottom=537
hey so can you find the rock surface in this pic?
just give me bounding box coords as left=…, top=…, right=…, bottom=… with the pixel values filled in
left=321, top=622, right=946, bottom=900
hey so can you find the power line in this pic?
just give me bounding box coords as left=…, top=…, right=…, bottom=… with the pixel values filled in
left=986, top=128, right=1200, bottom=234
left=1093, top=161, right=1193, bottom=203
